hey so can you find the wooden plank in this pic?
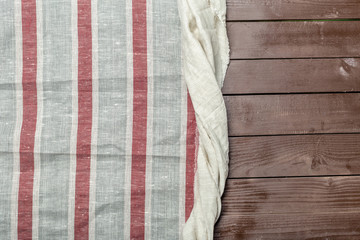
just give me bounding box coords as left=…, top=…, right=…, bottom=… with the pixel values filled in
left=226, top=0, right=360, bottom=21
left=225, top=94, right=360, bottom=136
left=223, top=58, right=360, bottom=94
left=228, top=21, right=360, bottom=59
left=215, top=177, right=360, bottom=239
left=215, top=212, right=360, bottom=239
left=221, top=177, right=360, bottom=215
left=228, top=134, right=360, bottom=178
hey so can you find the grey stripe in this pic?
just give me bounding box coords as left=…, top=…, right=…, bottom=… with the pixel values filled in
left=144, top=0, right=154, bottom=238
left=150, top=1, right=183, bottom=239
left=94, top=0, right=128, bottom=238
left=123, top=0, right=133, bottom=237
left=38, top=1, right=72, bottom=239
left=89, top=0, right=99, bottom=238
left=0, top=1, right=16, bottom=238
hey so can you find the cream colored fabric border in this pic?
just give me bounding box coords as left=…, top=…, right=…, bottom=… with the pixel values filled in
left=178, top=0, right=230, bottom=239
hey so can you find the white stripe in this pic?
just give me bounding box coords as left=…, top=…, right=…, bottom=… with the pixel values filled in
left=178, top=58, right=188, bottom=238
left=32, top=0, right=44, bottom=238
left=68, top=0, right=78, bottom=238
left=11, top=0, right=23, bottom=239
left=144, top=0, right=153, bottom=238
left=89, top=0, right=99, bottom=238
left=123, top=0, right=133, bottom=238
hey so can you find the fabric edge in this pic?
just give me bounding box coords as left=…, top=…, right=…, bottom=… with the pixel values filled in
left=178, top=0, right=230, bottom=239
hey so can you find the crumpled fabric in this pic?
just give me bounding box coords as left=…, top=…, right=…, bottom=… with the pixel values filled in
left=178, top=0, right=230, bottom=239
left=0, top=0, right=228, bottom=239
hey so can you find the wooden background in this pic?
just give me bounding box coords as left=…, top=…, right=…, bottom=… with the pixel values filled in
left=214, top=0, right=360, bottom=239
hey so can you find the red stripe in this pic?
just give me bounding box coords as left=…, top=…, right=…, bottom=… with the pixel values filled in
left=130, top=0, right=148, bottom=239
left=185, top=93, right=197, bottom=221
left=18, top=0, right=37, bottom=239
left=74, top=0, right=92, bottom=239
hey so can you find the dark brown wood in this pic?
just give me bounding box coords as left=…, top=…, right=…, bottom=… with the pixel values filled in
left=225, top=93, right=360, bottom=136
left=215, top=177, right=360, bottom=239
left=228, top=134, right=360, bottom=178
left=228, top=21, right=360, bottom=59
left=226, top=0, right=360, bottom=21
left=221, top=3, right=360, bottom=238
left=221, top=177, right=360, bottom=215
left=215, top=212, right=360, bottom=239
left=223, top=59, right=360, bottom=94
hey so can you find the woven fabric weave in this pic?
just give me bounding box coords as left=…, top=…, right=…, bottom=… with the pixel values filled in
left=0, top=0, right=228, bottom=239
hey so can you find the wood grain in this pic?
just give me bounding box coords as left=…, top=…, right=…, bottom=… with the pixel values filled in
left=228, top=134, right=360, bottom=178
left=221, top=177, right=360, bottom=215
left=225, top=94, right=360, bottom=136
left=226, top=0, right=360, bottom=21
left=215, top=212, right=360, bottom=239
left=228, top=21, right=360, bottom=59
left=221, top=2, right=360, bottom=238
left=215, top=177, right=360, bottom=239
left=223, top=58, right=360, bottom=94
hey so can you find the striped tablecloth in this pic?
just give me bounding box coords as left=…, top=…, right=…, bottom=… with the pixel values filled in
left=0, top=0, right=229, bottom=239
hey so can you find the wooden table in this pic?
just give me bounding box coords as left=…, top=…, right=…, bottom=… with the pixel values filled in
left=215, top=1, right=360, bottom=239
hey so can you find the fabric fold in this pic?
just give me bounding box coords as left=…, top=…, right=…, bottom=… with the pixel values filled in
left=0, top=0, right=228, bottom=238
left=178, top=0, right=230, bottom=239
